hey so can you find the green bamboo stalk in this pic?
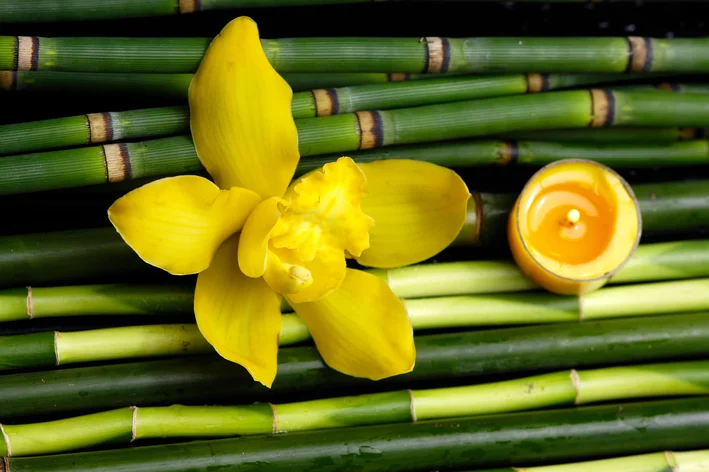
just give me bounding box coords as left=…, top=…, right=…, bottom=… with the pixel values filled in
left=4, top=359, right=709, bottom=457
left=2, top=312, right=709, bottom=420
left=0, top=74, right=654, bottom=155
left=498, top=127, right=705, bottom=143
left=613, top=82, right=709, bottom=94
left=2, top=278, right=709, bottom=370
left=0, top=70, right=460, bottom=99
left=3, top=35, right=709, bottom=74
left=473, top=449, right=709, bottom=472
left=10, top=134, right=709, bottom=194
left=1, top=176, right=707, bottom=287
left=0, top=107, right=188, bottom=156
left=2, top=239, right=709, bottom=322
left=0, top=0, right=372, bottom=23
left=7, top=397, right=709, bottom=472
left=454, top=178, right=709, bottom=246
left=6, top=91, right=709, bottom=193
left=302, top=139, right=709, bottom=173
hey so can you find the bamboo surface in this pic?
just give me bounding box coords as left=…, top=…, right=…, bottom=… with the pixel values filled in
left=1, top=312, right=708, bottom=420
left=3, top=359, right=709, bottom=457
left=6, top=397, right=709, bottom=471
left=5, top=89, right=709, bottom=194
left=0, top=74, right=661, bottom=155
left=0, top=177, right=706, bottom=288
left=3, top=35, right=709, bottom=74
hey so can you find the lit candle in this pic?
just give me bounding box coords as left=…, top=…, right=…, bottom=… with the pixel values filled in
left=508, top=159, right=641, bottom=295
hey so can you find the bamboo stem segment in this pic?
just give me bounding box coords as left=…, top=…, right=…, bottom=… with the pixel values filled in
left=2, top=312, right=709, bottom=420
left=2, top=239, right=709, bottom=322
left=7, top=397, right=709, bottom=471
left=0, top=181, right=707, bottom=287
left=1, top=75, right=661, bottom=155
left=3, top=35, right=709, bottom=74
left=2, top=279, right=709, bottom=371
left=3, top=359, right=709, bottom=457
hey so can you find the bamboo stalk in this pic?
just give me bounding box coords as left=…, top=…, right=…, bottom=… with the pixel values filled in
left=498, top=127, right=705, bottom=143
left=0, top=0, right=372, bottom=23
left=3, top=35, right=709, bottom=74
left=1, top=176, right=707, bottom=287
left=3, top=359, right=709, bottom=457
left=2, top=239, right=709, bottom=321
left=0, top=74, right=657, bottom=155
left=3, top=278, right=709, bottom=370
left=6, top=397, right=709, bottom=472
left=4, top=89, right=709, bottom=193
left=473, top=449, right=709, bottom=472
left=0, top=70, right=461, bottom=98
left=9, top=135, right=709, bottom=194
left=454, top=178, right=709, bottom=246
left=2, top=312, right=709, bottom=420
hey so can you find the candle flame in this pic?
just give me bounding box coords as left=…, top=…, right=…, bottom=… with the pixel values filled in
left=566, top=208, right=581, bottom=225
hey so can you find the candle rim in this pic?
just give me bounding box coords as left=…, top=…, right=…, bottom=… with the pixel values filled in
left=514, top=158, right=643, bottom=283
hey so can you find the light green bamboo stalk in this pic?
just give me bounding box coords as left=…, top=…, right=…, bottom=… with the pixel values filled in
left=2, top=359, right=709, bottom=457
left=2, top=278, right=709, bottom=372
left=2, top=239, right=709, bottom=323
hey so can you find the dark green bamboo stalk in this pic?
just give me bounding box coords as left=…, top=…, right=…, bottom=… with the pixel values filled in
left=0, top=74, right=656, bottom=155
left=0, top=70, right=460, bottom=98
left=454, top=178, right=709, bottom=246
left=3, top=359, right=709, bottom=457
left=3, top=35, right=709, bottom=74
left=498, top=127, right=705, bottom=143
left=613, top=82, right=709, bottom=94
left=3, top=275, right=709, bottom=368
left=2, top=312, right=709, bottom=421
left=1, top=177, right=706, bottom=287
left=0, top=0, right=372, bottom=23
left=5, top=89, right=709, bottom=194
left=7, top=397, right=709, bottom=471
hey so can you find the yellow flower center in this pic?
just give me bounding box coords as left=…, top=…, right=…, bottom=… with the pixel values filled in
left=263, top=157, right=375, bottom=302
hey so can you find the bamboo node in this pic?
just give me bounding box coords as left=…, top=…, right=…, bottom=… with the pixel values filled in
left=626, top=36, right=653, bottom=73
left=388, top=73, right=410, bottom=82
left=0, top=424, right=11, bottom=458
left=25, top=286, right=33, bottom=319
left=131, top=406, right=139, bottom=442
left=577, top=293, right=584, bottom=322
left=355, top=111, right=383, bottom=150
left=525, top=74, right=545, bottom=94
left=178, top=0, right=199, bottom=13
left=0, top=72, right=15, bottom=91
left=16, top=36, right=38, bottom=71
left=589, top=89, right=614, bottom=128
left=103, top=144, right=131, bottom=183
left=423, top=37, right=450, bottom=74
left=87, top=113, right=114, bottom=144
left=53, top=331, right=61, bottom=366
left=570, top=369, right=581, bottom=405
left=408, top=389, right=417, bottom=422
left=665, top=450, right=679, bottom=471
left=269, top=403, right=279, bottom=434
left=312, top=89, right=338, bottom=117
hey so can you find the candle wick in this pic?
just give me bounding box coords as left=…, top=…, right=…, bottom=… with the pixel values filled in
left=566, top=208, right=581, bottom=225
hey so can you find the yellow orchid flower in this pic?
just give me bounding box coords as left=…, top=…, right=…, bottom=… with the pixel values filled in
left=107, top=16, right=471, bottom=388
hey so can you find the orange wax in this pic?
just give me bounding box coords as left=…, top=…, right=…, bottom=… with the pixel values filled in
left=508, top=159, right=641, bottom=295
